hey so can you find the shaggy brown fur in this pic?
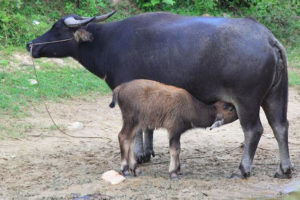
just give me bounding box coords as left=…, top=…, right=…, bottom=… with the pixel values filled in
left=110, top=79, right=237, bottom=178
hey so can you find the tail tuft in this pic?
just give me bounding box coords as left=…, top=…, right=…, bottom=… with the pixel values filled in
left=109, top=92, right=116, bottom=108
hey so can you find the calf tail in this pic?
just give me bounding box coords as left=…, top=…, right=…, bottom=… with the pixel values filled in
left=109, top=86, right=121, bottom=108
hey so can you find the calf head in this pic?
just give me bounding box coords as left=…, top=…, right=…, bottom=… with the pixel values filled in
left=211, top=101, right=238, bottom=129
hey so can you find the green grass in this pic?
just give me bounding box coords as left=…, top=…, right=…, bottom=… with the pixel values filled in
left=288, top=71, right=300, bottom=86
left=0, top=60, right=110, bottom=116
left=284, top=191, right=300, bottom=200
left=0, top=50, right=299, bottom=116
left=287, top=47, right=300, bottom=69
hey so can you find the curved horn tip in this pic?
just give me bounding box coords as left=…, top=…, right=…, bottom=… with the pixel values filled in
left=94, top=10, right=117, bottom=22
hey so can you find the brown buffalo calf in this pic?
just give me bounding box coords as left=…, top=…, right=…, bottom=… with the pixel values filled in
left=110, top=79, right=237, bottom=178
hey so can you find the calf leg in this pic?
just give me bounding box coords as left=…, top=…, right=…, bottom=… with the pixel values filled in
left=168, top=128, right=183, bottom=179
left=235, top=102, right=263, bottom=178
left=118, top=123, right=138, bottom=176
left=129, top=137, right=141, bottom=176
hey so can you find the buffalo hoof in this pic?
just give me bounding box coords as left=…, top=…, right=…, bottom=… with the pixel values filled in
left=143, top=149, right=155, bottom=163
left=274, top=163, right=293, bottom=179
left=135, top=152, right=145, bottom=164
left=239, top=164, right=251, bottom=179
left=136, top=150, right=155, bottom=164
left=229, top=173, right=248, bottom=179
left=229, top=173, right=241, bottom=179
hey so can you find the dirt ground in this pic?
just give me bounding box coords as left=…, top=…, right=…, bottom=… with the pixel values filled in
left=0, top=89, right=300, bottom=200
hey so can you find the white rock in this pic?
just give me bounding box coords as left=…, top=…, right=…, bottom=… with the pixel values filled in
left=32, top=20, right=40, bottom=25
left=67, top=122, right=84, bottom=131
left=29, top=79, right=37, bottom=85
left=102, top=170, right=126, bottom=185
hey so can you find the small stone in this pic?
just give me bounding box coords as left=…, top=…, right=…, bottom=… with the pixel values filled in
left=102, top=170, right=126, bottom=185
left=29, top=79, right=37, bottom=85
left=67, top=122, right=84, bottom=131
left=181, top=188, right=189, bottom=193
left=32, top=20, right=40, bottom=25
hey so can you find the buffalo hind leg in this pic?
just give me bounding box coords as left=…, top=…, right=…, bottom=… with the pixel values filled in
left=235, top=102, right=263, bottom=178
left=262, top=77, right=293, bottom=178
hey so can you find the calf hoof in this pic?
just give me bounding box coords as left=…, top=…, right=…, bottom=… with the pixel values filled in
left=170, top=172, right=180, bottom=180
left=169, top=166, right=182, bottom=180
left=239, top=164, right=251, bottom=179
left=274, top=163, right=293, bottom=179
left=121, top=165, right=131, bottom=177
left=131, top=167, right=142, bottom=177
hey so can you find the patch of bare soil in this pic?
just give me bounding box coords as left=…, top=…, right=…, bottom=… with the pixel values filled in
left=0, top=89, right=300, bottom=200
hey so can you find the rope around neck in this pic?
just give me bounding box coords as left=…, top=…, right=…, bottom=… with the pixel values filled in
left=29, top=40, right=112, bottom=141
left=30, top=38, right=74, bottom=46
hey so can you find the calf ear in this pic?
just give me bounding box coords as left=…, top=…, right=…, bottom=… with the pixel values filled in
left=74, top=29, right=94, bottom=43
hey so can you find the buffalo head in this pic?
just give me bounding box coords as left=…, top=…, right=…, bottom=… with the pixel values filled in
left=26, top=11, right=116, bottom=58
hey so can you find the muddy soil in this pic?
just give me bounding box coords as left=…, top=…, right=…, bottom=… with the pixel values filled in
left=0, top=89, right=300, bottom=200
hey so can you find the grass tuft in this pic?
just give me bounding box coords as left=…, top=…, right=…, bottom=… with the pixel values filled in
left=0, top=60, right=110, bottom=116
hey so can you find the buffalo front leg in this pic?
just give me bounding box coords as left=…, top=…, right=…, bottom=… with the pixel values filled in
left=235, top=102, right=263, bottom=178
left=143, top=128, right=155, bottom=162
left=134, top=128, right=155, bottom=163
left=133, top=129, right=145, bottom=164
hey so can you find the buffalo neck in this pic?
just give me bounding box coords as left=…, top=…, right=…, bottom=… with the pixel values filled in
left=75, top=23, right=109, bottom=80
left=191, top=98, right=216, bottom=128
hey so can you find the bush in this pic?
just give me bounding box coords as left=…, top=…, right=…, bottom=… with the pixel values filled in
left=246, top=0, right=299, bottom=47
left=133, top=0, right=299, bottom=47
left=0, top=0, right=298, bottom=48
left=0, top=0, right=107, bottom=47
left=133, top=0, right=175, bottom=10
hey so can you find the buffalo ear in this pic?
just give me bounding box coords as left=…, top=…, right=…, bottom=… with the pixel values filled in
left=74, top=29, right=94, bottom=43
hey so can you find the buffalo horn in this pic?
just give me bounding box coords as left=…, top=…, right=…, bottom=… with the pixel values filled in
left=94, top=10, right=116, bottom=23
left=64, top=17, right=95, bottom=28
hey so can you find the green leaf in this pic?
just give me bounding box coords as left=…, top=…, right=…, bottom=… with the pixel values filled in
left=162, top=0, right=175, bottom=5
left=151, top=0, right=160, bottom=6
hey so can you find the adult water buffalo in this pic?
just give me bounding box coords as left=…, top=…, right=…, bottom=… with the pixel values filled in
left=27, top=11, right=293, bottom=178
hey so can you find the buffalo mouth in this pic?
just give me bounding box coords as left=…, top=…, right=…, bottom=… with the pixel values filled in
left=26, top=41, right=41, bottom=58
